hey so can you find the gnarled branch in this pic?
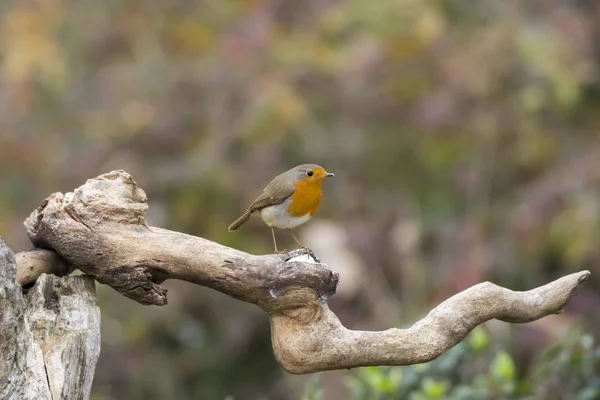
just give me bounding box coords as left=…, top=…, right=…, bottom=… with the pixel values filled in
left=17, top=170, right=590, bottom=373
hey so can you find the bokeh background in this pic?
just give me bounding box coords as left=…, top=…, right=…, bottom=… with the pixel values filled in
left=1, top=0, right=599, bottom=399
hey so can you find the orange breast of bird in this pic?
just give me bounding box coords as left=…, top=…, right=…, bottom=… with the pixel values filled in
left=286, top=178, right=323, bottom=218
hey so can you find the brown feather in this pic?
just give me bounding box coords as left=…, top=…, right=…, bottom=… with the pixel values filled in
left=228, top=172, right=296, bottom=231
left=228, top=210, right=252, bottom=231
left=247, top=174, right=296, bottom=211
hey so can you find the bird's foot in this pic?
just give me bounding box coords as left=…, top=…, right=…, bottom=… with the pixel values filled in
left=280, top=247, right=323, bottom=263
left=298, top=246, right=321, bottom=263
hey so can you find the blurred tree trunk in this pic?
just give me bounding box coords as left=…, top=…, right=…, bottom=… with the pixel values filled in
left=0, top=238, right=100, bottom=400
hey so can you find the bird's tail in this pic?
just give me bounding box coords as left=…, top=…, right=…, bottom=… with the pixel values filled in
left=228, top=210, right=252, bottom=231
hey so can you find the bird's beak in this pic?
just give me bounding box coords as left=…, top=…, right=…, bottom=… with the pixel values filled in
left=325, top=172, right=335, bottom=177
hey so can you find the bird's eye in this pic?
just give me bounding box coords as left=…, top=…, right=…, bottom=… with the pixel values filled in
left=306, top=170, right=314, bottom=177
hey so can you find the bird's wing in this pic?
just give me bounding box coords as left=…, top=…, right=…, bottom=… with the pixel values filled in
left=248, top=176, right=295, bottom=211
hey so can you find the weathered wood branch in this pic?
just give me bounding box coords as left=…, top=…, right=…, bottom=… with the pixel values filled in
left=17, top=170, right=590, bottom=374
left=0, top=238, right=100, bottom=400
left=16, top=249, right=73, bottom=287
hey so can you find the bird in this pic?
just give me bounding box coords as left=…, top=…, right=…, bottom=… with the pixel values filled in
left=228, top=164, right=334, bottom=252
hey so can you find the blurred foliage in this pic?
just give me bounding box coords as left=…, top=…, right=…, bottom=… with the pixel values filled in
left=1, top=0, right=599, bottom=398
left=339, top=327, right=600, bottom=400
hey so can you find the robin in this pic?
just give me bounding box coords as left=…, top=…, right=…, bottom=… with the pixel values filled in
left=228, top=164, right=334, bottom=252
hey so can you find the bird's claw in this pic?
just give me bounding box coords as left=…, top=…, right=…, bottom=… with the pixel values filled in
left=279, top=247, right=323, bottom=263
left=299, top=246, right=321, bottom=263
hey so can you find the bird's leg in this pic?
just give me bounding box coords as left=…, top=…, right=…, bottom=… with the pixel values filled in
left=271, top=226, right=278, bottom=253
left=286, top=228, right=305, bottom=248
left=286, top=229, right=318, bottom=259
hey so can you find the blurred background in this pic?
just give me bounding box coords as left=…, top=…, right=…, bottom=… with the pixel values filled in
left=1, top=0, right=599, bottom=399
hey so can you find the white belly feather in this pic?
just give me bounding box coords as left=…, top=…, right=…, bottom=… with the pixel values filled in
left=260, top=198, right=312, bottom=229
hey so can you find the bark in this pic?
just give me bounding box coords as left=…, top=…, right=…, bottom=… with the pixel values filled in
left=15, top=170, right=590, bottom=374
left=0, top=238, right=100, bottom=400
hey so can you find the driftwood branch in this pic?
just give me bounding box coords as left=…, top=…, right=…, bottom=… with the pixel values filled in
left=16, top=249, right=73, bottom=287
left=0, top=239, right=100, bottom=400
left=17, top=170, right=590, bottom=374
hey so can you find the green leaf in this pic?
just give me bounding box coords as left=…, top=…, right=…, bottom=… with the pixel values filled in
left=469, top=327, right=489, bottom=351
left=490, top=351, right=516, bottom=382
left=421, top=377, right=448, bottom=398
left=361, top=366, right=388, bottom=392
left=381, top=368, right=403, bottom=394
